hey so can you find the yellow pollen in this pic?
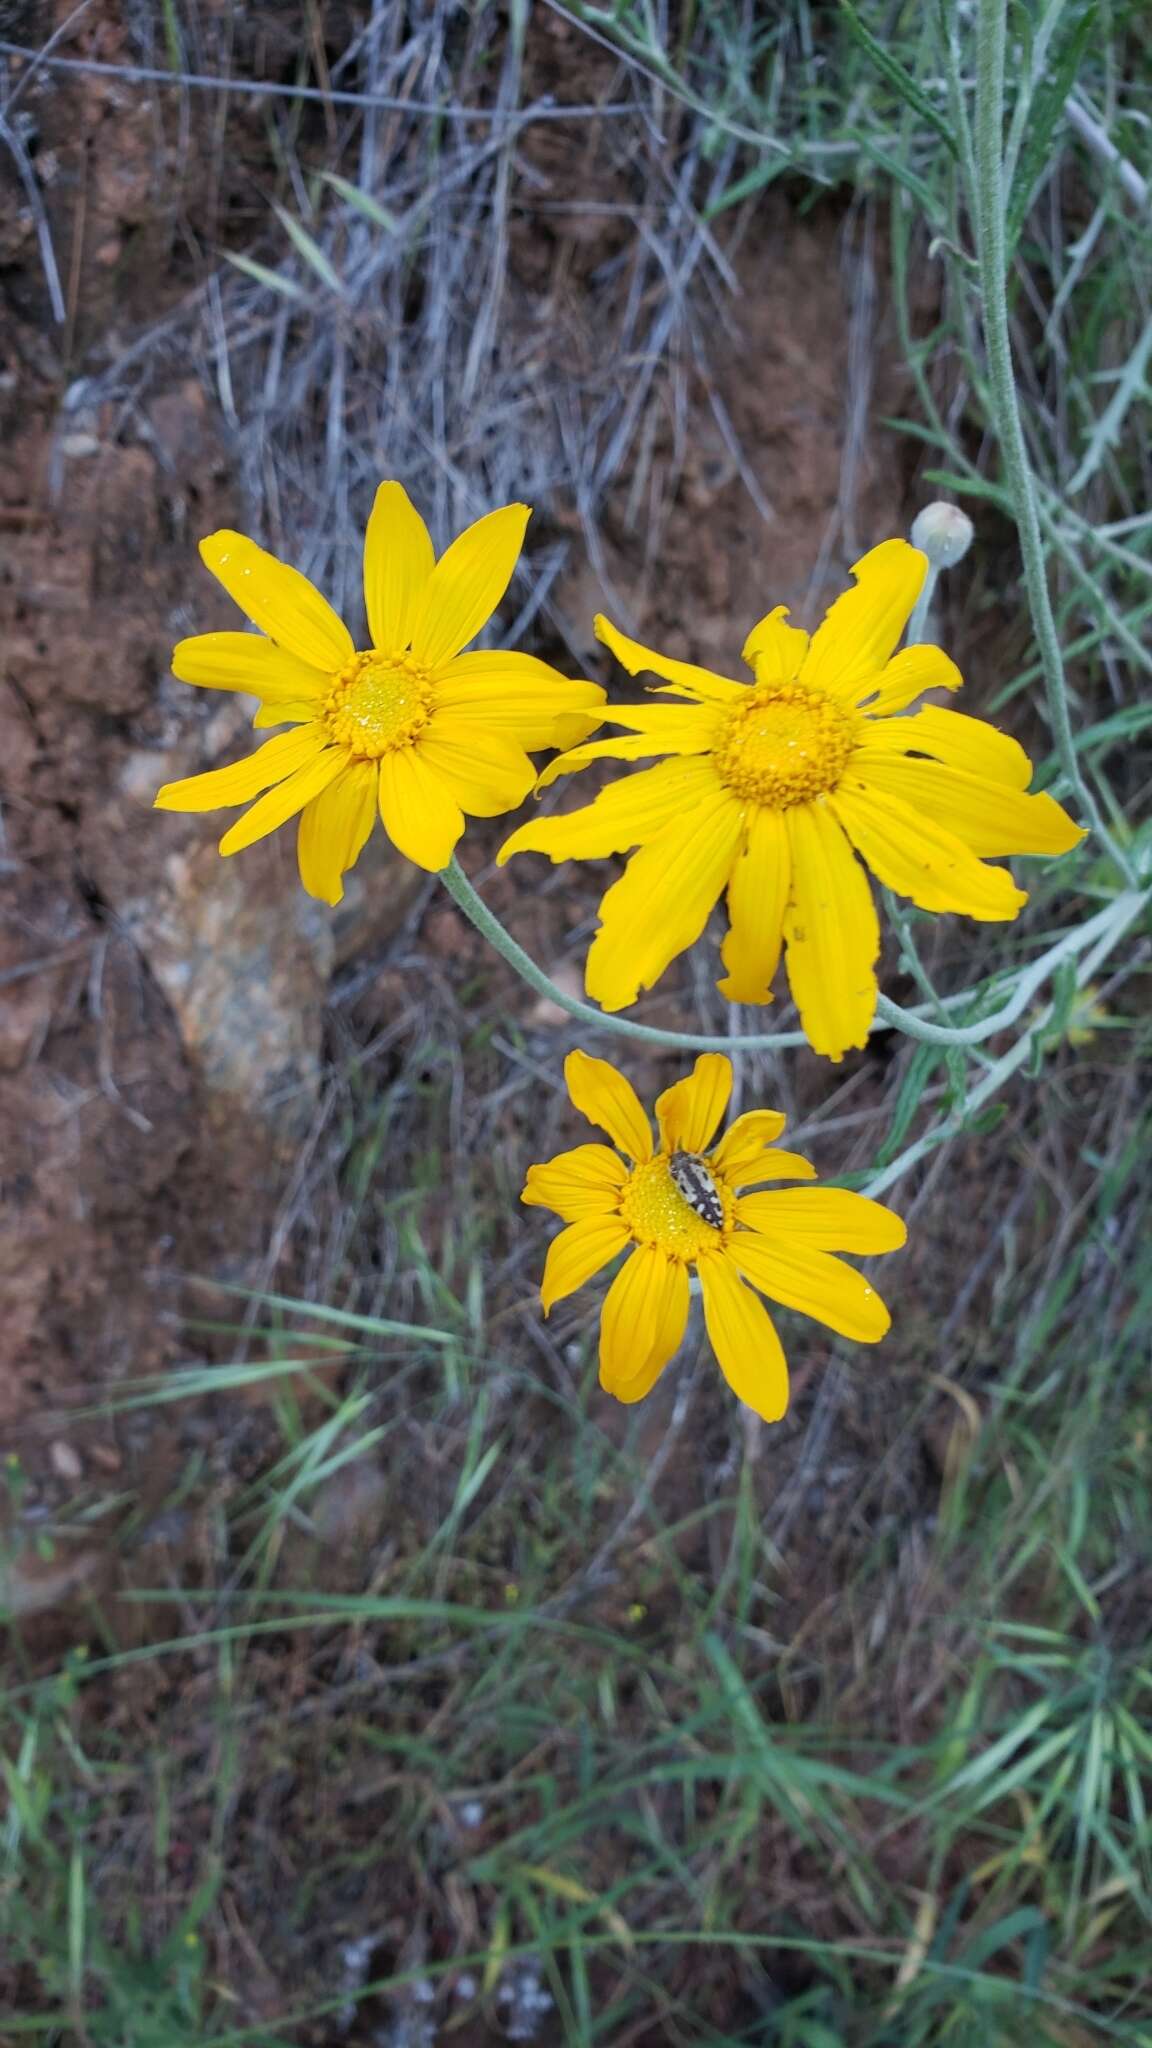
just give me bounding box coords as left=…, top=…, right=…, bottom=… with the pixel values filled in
left=617, top=1155, right=730, bottom=1259
left=714, top=683, right=856, bottom=807
left=322, top=651, right=433, bottom=758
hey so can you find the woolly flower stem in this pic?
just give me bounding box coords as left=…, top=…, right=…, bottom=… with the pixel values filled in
left=973, top=0, right=1135, bottom=882
left=438, top=857, right=1144, bottom=1057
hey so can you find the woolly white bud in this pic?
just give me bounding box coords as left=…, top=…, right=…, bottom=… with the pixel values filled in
left=910, top=501, right=975, bottom=568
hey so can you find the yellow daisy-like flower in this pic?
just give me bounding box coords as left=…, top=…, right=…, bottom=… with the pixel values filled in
left=524, top=1049, right=906, bottom=1421
left=500, top=540, right=1086, bottom=1060
left=154, top=484, right=606, bottom=901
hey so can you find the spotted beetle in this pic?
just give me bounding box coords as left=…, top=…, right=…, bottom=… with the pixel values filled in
left=668, top=1150, right=724, bottom=1230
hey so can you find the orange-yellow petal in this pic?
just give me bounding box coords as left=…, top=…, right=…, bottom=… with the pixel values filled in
left=855, top=704, right=1030, bottom=787
left=854, top=642, right=962, bottom=716
left=564, top=1049, right=652, bottom=1163
left=600, top=1248, right=690, bottom=1401
left=717, top=806, right=790, bottom=1004
left=783, top=800, right=880, bottom=1061
left=172, top=631, right=328, bottom=702
left=655, top=1054, right=733, bottom=1155
left=718, top=1146, right=816, bottom=1190
left=800, top=540, right=927, bottom=703
left=851, top=756, right=1085, bottom=861
left=697, top=1253, right=790, bottom=1422
left=594, top=613, right=745, bottom=703
left=604, top=703, right=726, bottom=741
left=534, top=715, right=721, bottom=791
left=418, top=718, right=535, bottom=817
left=199, top=530, right=354, bottom=672
left=410, top=503, right=530, bottom=672
left=251, top=699, right=322, bottom=729
left=734, top=1188, right=906, bottom=1253
left=295, top=758, right=378, bottom=905
left=377, top=745, right=464, bottom=871
left=153, top=724, right=326, bottom=812
left=363, top=480, right=435, bottom=653
left=521, top=1144, right=628, bottom=1222
left=498, top=758, right=722, bottom=866
left=708, top=1109, right=788, bottom=1183
left=540, top=1214, right=629, bottom=1314
left=433, top=650, right=606, bottom=751
left=585, top=791, right=745, bottom=1013
left=741, top=604, right=809, bottom=686
left=830, top=776, right=1028, bottom=918
left=728, top=1233, right=891, bottom=1342
left=218, top=744, right=347, bottom=856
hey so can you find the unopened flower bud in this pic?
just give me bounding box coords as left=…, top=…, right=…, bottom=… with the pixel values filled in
left=911, top=501, right=975, bottom=568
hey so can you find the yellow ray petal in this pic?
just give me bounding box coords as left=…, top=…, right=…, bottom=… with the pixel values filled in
left=219, top=745, right=347, bottom=856
left=655, top=1054, right=733, bottom=1155
left=251, top=700, right=322, bottom=728
left=564, top=1049, right=653, bottom=1163
left=295, top=758, right=378, bottom=905
left=831, top=776, right=1028, bottom=918
left=585, top=792, right=745, bottom=1013
left=717, top=806, right=791, bottom=1004
left=600, top=1249, right=689, bottom=1401
left=800, top=540, right=927, bottom=702
left=708, top=1109, right=789, bottom=1183
left=418, top=718, right=535, bottom=817
left=723, top=1148, right=818, bottom=1187
left=377, top=745, right=464, bottom=871
left=783, top=800, right=880, bottom=1061
left=594, top=613, right=746, bottom=702
left=540, top=1214, right=630, bottom=1314
left=498, top=758, right=723, bottom=866
left=410, top=503, right=530, bottom=672
left=535, top=719, right=721, bottom=791
left=604, top=703, right=726, bottom=740
left=856, top=704, right=1029, bottom=787
left=199, top=531, right=354, bottom=672
left=697, top=1253, right=790, bottom=1422
left=735, top=1188, right=906, bottom=1253
left=853, top=756, right=1085, bottom=860
left=741, top=604, right=809, bottom=686
left=363, top=480, right=436, bottom=653
left=728, top=1233, right=891, bottom=1342
left=521, top=1144, right=628, bottom=1222
left=172, top=631, right=328, bottom=702
left=154, top=725, right=326, bottom=812
left=433, top=651, right=606, bottom=751
left=855, top=643, right=962, bottom=716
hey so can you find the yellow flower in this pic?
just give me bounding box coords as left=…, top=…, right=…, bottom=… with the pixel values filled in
left=1036, top=981, right=1110, bottom=1051
left=500, top=540, right=1085, bottom=1060
left=524, top=1049, right=906, bottom=1421
left=154, top=484, right=606, bottom=901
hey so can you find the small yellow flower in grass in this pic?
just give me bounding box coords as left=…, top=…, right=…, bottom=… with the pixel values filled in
left=500, top=540, right=1086, bottom=1060
left=1036, top=981, right=1110, bottom=1052
left=523, top=1049, right=906, bottom=1422
left=154, top=484, right=606, bottom=901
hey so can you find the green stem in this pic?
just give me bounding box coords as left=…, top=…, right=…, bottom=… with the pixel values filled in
left=439, top=857, right=1144, bottom=1056
left=904, top=562, right=940, bottom=645
left=439, top=857, right=805, bottom=1052
left=864, top=889, right=1142, bottom=1198
left=973, top=0, right=1136, bottom=883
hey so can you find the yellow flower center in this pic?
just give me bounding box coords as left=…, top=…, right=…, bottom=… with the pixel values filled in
left=322, top=652, right=434, bottom=758
left=713, top=683, right=856, bottom=807
left=617, top=1155, right=730, bottom=1260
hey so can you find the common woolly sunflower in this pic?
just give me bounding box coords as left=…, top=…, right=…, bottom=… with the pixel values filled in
left=500, top=541, right=1085, bottom=1060
left=154, top=484, right=605, bottom=901
left=524, top=1050, right=906, bottom=1421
